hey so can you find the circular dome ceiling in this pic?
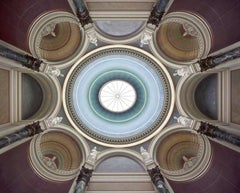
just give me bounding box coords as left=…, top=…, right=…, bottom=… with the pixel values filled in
left=156, top=22, right=200, bottom=62
left=63, top=45, right=174, bottom=147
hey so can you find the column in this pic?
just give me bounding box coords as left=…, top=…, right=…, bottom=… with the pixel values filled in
left=147, top=0, right=170, bottom=27
left=198, top=47, right=240, bottom=71
left=0, top=122, right=43, bottom=149
left=140, top=147, right=170, bottom=193
left=197, top=122, right=240, bottom=147
left=73, top=0, right=93, bottom=27
left=74, top=166, right=93, bottom=193
left=0, top=45, right=42, bottom=71
left=73, top=0, right=97, bottom=46
left=148, top=166, right=170, bottom=193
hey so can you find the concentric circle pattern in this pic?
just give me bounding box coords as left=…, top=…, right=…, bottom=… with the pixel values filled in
left=88, top=70, right=147, bottom=122
left=64, top=45, right=174, bottom=146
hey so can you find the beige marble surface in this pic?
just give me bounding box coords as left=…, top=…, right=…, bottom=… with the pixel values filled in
left=231, top=69, right=240, bottom=125
left=0, top=69, right=10, bottom=125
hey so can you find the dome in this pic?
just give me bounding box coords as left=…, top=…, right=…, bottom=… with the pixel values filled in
left=63, top=45, right=175, bottom=147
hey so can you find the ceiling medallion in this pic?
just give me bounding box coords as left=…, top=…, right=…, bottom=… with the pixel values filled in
left=63, top=45, right=175, bottom=147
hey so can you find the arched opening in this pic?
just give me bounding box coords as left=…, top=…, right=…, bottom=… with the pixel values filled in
left=90, top=152, right=154, bottom=192
left=21, top=73, right=59, bottom=121
left=194, top=74, right=218, bottom=120
left=94, top=20, right=145, bottom=43
left=21, top=74, right=43, bottom=120
left=95, top=155, right=145, bottom=173
left=178, top=73, right=219, bottom=121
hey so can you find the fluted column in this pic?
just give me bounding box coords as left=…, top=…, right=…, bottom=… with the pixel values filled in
left=147, top=0, right=170, bottom=27
left=148, top=166, right=170, bottom=193
left=197, top=122, right=240, bottom=147
left=0, top=122, right=43, bottom=149
left=73, top=0, right=93, bottom=27
left=0, top=45, right=42, bottom=71
left=198, top=47, right=240, bottom=71
left=74, top=166, right=93, bottom=193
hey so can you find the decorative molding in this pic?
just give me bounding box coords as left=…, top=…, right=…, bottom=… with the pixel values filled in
left=45, top=117, right=63, bottom=128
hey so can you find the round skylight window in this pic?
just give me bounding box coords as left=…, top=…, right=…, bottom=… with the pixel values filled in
left=98, top=80, right=137, bottom=113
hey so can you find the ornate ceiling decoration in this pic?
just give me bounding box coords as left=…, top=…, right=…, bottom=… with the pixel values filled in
left=152, top=12, right=212, bottom=66
left=28, top=11, right=85, bottom=65
left=63, top=45, right=175, bottom=147
left=29, top=130, right=83, bottom=182
left=39, top=22, right=81, bottom=62
left=154, top=128, right=212, bottom=181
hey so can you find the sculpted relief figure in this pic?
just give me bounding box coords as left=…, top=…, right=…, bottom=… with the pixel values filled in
left=140, top=146, right=153, bottom=164
left=46, top=117, right=63, bottom=128
left=174, top=116, right=194, bottom=128
left=86, top=147, right=98, bottom=164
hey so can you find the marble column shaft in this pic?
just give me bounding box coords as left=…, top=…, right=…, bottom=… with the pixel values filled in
left=73, top=0, right=92, bottom=27
left=199, top=47, right=240, bottom=71
left=148, top=166, right=169, bottom=193
left=197, top=122, right=240, bottom=147
left=147, top=0, right=170, bottom=27
left=73, top=0, right=86, bottom=13
left=74, top=166, right=93, bottom=193
left=0, top=122, right=42, bottom=149
left=0, top=45, right=42, bottom=71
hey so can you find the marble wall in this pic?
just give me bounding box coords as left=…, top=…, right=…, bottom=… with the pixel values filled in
left=0, top=69, right=10, bottom=125
left=231, top=69, right=240, bottom=125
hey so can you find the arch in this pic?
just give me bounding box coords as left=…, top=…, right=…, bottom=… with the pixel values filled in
left=95, top=20, right=145, bottom=44
left=176, top=72, right=219, bottom=121
left=95, top=148, right=145, bottom=170
left=21, top=74, right=43, bottom=120
left=20, top=73, right=61, bottom=121
left=194, top=73, right=218, bottom=120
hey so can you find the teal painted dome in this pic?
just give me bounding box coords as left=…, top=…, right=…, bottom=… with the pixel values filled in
left=64, top=45, right=174, bottom=147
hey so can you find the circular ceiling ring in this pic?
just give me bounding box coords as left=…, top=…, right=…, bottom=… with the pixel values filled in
left=63, top=45, right=175, bottom=147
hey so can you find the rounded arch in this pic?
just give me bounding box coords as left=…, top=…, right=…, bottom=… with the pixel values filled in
left=95, top=148, right=145, bottom=171
left=94, top=20, right=146, bottom=44
left=176, top=72, right=218, bottom=121
left=21, top=73, right=61, bottom=121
